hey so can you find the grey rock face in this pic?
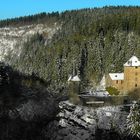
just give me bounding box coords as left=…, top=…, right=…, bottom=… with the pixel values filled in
left=49, top=101, right=128, bottom=140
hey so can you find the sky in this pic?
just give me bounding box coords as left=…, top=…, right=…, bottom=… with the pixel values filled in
left=0, top=0, right=140, bottom=20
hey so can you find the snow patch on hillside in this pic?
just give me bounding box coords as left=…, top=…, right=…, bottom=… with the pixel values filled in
left=0, top=24, right=60, bottom=62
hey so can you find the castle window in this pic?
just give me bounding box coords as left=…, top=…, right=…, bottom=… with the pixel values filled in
left=135, top=66, right=138, bottom=69
left=116, top=80, right=118, bottom=84
left=121, top=80, right=123, bottom=84
left=135, top=84, right=137, bottom=87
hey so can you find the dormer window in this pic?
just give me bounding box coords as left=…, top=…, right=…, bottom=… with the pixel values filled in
left=115, top=75, right=117, bottom=77
left=135, top=61, right=137, bottom=63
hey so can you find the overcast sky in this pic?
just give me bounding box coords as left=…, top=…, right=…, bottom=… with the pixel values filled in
left=0, top=0, right=140, bottom=20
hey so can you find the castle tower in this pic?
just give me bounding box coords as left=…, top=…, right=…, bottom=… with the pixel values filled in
left=123, top=56, right=140, bottom=92
left=68, top=75, right=81, bottom=104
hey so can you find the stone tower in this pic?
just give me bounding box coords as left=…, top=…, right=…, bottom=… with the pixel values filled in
left=68, top=75, right=81, bottom=104
left=123, top=56, right=140, bottom=92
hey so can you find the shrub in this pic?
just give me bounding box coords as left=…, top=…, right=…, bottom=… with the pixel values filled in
left=106, top=86, right=119, bottom=96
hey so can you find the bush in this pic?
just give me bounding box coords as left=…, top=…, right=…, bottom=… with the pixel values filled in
left=106, top=86, right=119, bottom=96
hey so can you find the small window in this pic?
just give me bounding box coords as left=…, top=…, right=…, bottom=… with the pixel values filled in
left=135, top=61, right=137, bottom=63
left=115, top=75, right=117, bottom=77
left=135, top=84, right=137, bottom=87
left=121, top=80, right=123, bottom=84
left=116, top=80, right=118, bottom=84
left=135, top=66, right=138, bottom=69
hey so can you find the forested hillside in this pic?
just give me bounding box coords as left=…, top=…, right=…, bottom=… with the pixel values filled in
left=1, top=6, right=140, bottom=91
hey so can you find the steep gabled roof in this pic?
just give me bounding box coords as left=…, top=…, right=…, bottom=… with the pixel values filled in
left=109, top=73, right=124, bottom=80
left=124, top=56, right=140, bottom=67
left=72, top=75, right=81, bottom=81
left=68, top=75, right=81, bottom=82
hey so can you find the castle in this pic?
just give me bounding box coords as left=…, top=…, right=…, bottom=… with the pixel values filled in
left=107, top=56, right=140, bottom=94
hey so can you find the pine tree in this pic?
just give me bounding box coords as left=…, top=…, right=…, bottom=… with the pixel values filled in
left=127, top=101, right=140, bottom=138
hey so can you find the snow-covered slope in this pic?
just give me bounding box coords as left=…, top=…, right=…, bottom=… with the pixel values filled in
left=0, top=23, right=60, bottom=62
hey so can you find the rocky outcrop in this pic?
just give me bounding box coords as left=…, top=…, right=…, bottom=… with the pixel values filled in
left=44, top=101, right=129, bottom=140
